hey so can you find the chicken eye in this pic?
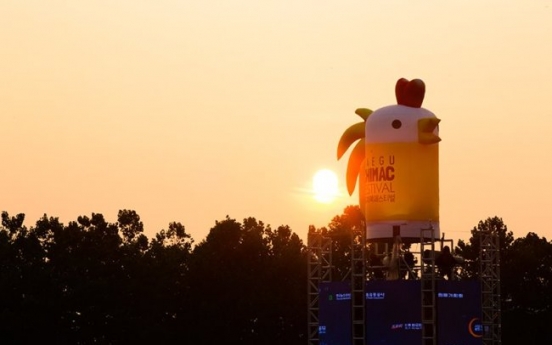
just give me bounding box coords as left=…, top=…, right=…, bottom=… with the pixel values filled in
left=392, top=120, right=402, bottom=129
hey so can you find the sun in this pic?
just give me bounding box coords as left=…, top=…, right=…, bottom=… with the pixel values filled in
left=312, top=169, right=339, bottom=203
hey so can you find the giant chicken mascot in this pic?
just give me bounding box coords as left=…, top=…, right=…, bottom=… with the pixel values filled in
left=338, top=78, right=441, bottom=242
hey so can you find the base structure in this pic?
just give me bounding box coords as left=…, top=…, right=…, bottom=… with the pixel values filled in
left=307, top=226, right=501, bottom=345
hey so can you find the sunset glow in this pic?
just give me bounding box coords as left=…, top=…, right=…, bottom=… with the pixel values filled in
left=2, top=2, right=552, bottom=245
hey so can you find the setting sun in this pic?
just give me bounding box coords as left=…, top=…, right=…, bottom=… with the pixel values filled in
left=312, top=169, right=339, bottom=203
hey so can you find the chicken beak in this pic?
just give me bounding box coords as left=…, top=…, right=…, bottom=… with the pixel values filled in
left=418, top=117, right=441, bottom=144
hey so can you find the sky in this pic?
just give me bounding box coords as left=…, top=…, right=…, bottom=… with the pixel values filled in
left=2, top=1, right=552, bottom=246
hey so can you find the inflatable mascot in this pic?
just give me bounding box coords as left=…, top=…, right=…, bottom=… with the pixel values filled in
left=337, top=78, right=441, bottom=242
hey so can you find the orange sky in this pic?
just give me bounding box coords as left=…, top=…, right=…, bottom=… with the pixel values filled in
left=2, top=1, right=552, bottom=246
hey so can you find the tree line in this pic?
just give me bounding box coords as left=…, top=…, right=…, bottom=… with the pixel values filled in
left=1, top=206, right=551, bottom=344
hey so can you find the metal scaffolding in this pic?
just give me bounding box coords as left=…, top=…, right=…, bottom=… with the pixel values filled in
left=420, top=228, right=437, bottom=345
left=479, top=230, right=502, bottom=345
left=307, top=230, right=332, bottom=345
left=351, top=226, right=366, bottom=345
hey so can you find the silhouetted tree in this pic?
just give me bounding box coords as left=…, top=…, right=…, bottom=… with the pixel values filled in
left=500, top=232, right=552, bottom=343
left=0, top=210, right=199, bottom=344
left=0, top=212, right=53, bottom=344
left=141, top=221, right=194, bottom=344
left=456, top=217, right=552, bottom=343
left=456, top=216, right=514, bottom=279
left=186, top=216, right=306, bottom=345
left=315, top=205, right=364, bottom=281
